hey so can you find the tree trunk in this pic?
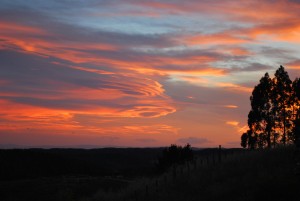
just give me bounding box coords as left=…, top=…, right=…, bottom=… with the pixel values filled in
left=283, top=109, right=286, bottom=145
left=267, top=129, right=271, bottom=148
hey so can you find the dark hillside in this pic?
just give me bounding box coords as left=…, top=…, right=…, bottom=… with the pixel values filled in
left=1, top=147, right=297, bottom=201
left=0, top=148, right=163, bottom=181
left=129, top=147, right=299, bottom=201
left=87, top=146, right=299, bottom=201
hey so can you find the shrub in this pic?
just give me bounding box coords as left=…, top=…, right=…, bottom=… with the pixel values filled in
left=157, top=144, right=193, bottom=172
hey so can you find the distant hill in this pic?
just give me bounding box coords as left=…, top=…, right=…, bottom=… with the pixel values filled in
left=0, top=148, right=166, bottom=181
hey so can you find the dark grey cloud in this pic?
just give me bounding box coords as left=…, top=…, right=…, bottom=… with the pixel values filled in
left=0, top=5, right=177, bottom=49
left=0, top=50, right=104, bottom=91
left=256, top=47, right=297, bottom=64
left=259, top=47, right=293, bottom=56
left=0, top=50, right=161, bottom=95
left=0, top=96, right=124, bottom=111
left=229, top=63, right=274, bottom=73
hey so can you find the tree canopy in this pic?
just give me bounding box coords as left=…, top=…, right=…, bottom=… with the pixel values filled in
left=241, top=65, right=300, bottom=149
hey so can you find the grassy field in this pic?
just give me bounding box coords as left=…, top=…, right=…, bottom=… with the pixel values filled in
left=86, top=146, right=299, bottom=201
left=1, top=147, right=299, bottom=201
left=0, top=148, right=162, bottom=201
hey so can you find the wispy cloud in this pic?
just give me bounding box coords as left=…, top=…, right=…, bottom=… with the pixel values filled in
left=1, top=0, right=300, bottom=147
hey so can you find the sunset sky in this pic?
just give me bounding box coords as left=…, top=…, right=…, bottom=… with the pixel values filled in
left=1, top=0, right=300, bottom=148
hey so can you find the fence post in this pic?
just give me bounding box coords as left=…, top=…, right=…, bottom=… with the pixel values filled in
left=193, top=159, right=197, bottom=170
left=134, top=190, right=138, bottom=201
left=218, top=145, right=222, bottom=163
left=145, top=185, right=149, bottom=197
left=187, top=162, right=190, bottom=176
left=173, top=166, right=177, bottom=180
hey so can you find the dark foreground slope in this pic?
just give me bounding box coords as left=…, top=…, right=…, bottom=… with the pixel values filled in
left=0, top=148, right=163, bottom=201
left=88, top=146, right=299, bottom=201
left=0, top=148, right=163, bottom=181
left=156, top=147, right=298, bottom=201
left=1, top=147, right=298, bottom=201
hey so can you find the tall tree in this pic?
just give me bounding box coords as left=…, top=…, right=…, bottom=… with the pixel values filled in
left=272, top=66, right=292, bottom=145
left=242, top=66, right=300, bottom=149
left=248, top=73, right=274, bottom=148
left=292, top=78, right=300, bottom=145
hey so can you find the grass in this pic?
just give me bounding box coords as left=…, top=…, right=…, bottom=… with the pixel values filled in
left=0, top=176, right=131, bottom=201
left=1, top=147, right=298, bottom=201
left=86, top=146, right=299, bottom=201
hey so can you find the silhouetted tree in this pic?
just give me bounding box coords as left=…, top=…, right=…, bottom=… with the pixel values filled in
left=272, top=66, right=292, bottom=145
left=241, top=132, right=248, bottom=148
left=292, top=78, right=300, bottom=147
left=257, top=133, right=267, bottom=148
left=242, top=65, right=300, bottom=149
left=248, top=130, right=258, bottom=149
left=249, top=72, right=274, bottom=148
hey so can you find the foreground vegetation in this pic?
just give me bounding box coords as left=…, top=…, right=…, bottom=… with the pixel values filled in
left=0, top=148, right=162, bottom=201
left=86, top=146, right=298, bottom=201
left=1, top=146, right=298, bottom=201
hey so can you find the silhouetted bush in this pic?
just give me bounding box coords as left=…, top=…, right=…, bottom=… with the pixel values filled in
left=157, top=144, right=193, bottom=172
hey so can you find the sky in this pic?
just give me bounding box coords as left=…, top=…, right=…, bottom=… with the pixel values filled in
left=1, top=0, right=300, bottom=148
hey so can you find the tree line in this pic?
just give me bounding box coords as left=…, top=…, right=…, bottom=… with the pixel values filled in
left=241, top=65, right=300, bottom=149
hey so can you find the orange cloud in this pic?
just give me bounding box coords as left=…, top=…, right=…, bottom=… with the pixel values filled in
left=182, top=20, right=300, bottom=47
left=0, top=21, right=47, bottom=35
left=226, top=120, right=248, bottom=134
left=176, top=76, right=209, bottom=84
left=0, top=94, right=175, bottom=119
left=0, top=97, right=178, bottom=136
left=286, top=60, right=300, bottom=69
left=0, top=99, right=77, bottom=131
left=4, top=0, right=300, bottom=148
left=0, top=20, right=120, bottom=63
left=122, top=124, right=179, bottom=135
left=226, top=121, right=239, bottom=126
left=217, top=82, right=252, bottom=93
left=226, top=1, right=300, bottom=23
left=224, top=105, right=238, bottom=108
left=0, top=20, right=229, bottom=79
left=221, top=47, right=252, bottom=56
left=153, top=1, right=300, bottom=23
